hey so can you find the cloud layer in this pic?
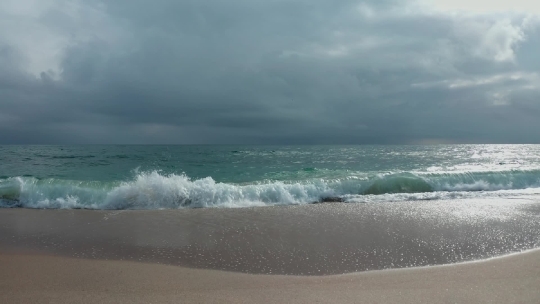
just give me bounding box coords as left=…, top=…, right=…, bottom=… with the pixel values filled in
left=1, top=0, right=539, bottom=144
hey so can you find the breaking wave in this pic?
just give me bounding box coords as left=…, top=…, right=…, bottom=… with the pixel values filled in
left=1, top=170, right=540, bottom=209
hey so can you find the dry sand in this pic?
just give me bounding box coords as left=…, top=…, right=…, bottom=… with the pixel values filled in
left=1, top=249, right=539, bottom=304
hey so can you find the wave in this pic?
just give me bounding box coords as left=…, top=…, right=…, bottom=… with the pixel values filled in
left=363, top=173, right=434, bottom=195
left=1, top=170, right=540, bottom=209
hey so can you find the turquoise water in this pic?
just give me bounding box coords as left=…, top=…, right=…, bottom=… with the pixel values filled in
left=1, top=145, right=540, bottom=209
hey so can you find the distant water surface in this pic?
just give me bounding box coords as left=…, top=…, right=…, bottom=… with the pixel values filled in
left=1, top=145, right=540, bottom=209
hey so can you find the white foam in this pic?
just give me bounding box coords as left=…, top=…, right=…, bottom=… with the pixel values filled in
left=2, top=170, right=540, bottom=209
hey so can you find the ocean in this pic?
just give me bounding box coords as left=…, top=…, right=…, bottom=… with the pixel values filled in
left=2, top=144, right=540, bottom=209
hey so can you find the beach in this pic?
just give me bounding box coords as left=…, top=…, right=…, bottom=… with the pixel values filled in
left=2, top=247, right=539, bottom=303
left=1, top=199, right=540, bottom=303
left=2, top=0, right=540, bottom=297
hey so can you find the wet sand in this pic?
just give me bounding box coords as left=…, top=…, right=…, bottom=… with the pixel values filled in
left=1, top=199, right=540, bottom=303
left=1, top=198, right=540, bottom=275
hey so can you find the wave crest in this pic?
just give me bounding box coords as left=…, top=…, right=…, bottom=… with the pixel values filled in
left=1, top=169, right=540, bottom=209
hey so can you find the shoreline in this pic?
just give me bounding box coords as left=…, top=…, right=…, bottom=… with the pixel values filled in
left=2, top=249, right=540, bottom=303
left=2, top=198, right=540, bottom=275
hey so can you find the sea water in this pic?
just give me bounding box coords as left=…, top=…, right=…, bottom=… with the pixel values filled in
left=1, top=144, right=540, bottom=209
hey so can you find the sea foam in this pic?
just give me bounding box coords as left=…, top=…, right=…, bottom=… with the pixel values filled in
left=1, top=170, right=540, bottom=209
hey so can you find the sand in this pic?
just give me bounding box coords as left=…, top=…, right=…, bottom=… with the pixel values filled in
left=2, top=200, right=540, bottom=303
left=1, top=250, right=539, bottom=304
left=2, top=199, right=540, bottom=275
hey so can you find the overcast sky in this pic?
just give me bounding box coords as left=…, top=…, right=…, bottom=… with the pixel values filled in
left=1, top=0, right=539, bottom=144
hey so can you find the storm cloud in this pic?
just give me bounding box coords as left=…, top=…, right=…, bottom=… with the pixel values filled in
left=1, top=0, right=539, bottom=144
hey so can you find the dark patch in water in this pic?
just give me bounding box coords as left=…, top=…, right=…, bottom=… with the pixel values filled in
left=0, top=198, right=22, bottom=208
left=313, top=197, right=345, bottom=204
left=51, top=155, right=95, bottom=159
left=107, top=155, right=129, bottom=159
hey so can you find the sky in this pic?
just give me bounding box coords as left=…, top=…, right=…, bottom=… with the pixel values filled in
left=0, top=0, right=539, bottom=144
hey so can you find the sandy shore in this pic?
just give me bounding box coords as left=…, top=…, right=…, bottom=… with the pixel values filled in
left=2, top=199, right=540, bottom=275
left=2, top=200, right=540, bottom=303
left=1, top=249, right=539, bottom=304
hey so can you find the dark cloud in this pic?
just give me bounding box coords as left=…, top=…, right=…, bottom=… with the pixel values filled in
left=0, top=0, right=539, bottom=144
